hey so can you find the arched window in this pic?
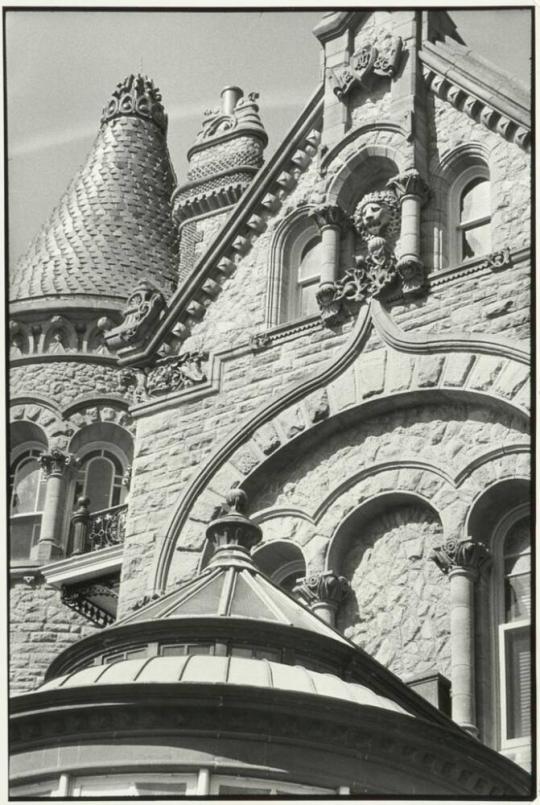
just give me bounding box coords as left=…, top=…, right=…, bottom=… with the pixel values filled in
left=9, top=446, right=47, bottom=560
left=291, top=237, right=323, bottom=320
left=449, top=165, right=491, bottom=265
left=252, top=540, right=306, bottom=593
left=459, top=177, right=491, bottom=259
left=73, top=448, right=127, bottom=514
left=497, top=515, right=531, bottom=754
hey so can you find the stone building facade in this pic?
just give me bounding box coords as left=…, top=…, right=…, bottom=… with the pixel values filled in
left=9, top=10, right=532, bottom=797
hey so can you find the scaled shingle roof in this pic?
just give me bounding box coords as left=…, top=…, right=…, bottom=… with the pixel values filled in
left=10, top=75, right=179, bottom=305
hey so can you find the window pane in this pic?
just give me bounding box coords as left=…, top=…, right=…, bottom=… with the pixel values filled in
left=160, top=644, right=187, bottom=657
left=11, top=459, right=42, bottom=514
left=298, top=238, right=321, bottom=281
left=504, top=519, right=530, bottom=622
left=505, top=573, right=531, bottom=622
left=505, top=627, right=531, bottom=739
left=10, top=514, right=41, bottom=560
left=460, top=178, right=490, bottom=223
left=299, top=281, right=320, bottom=318
left=462, top=221, right=490, bottom=259
left=85, top=456, right=114, bottom=512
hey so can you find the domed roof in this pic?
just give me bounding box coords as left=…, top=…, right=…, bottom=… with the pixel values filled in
left=37, top=654, right=410, bottom=717
left=10, top=75, right=179, bottom=309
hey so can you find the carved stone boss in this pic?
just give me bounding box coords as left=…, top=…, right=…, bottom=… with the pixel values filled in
left=294, top=571, right=350, bottom=627
left=430, top=538, right=491, bottom=737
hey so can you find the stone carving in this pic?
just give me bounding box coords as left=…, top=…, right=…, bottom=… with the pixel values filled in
left=9, top=321, right=26, bottom=357
left=294, top=571, right=351, bottom=608
left=145, top=351, right=208, bottom=397
left=430, top=538, right=491, bottom=576
left=316, top=190, right=401, bottom=324
left=329, top=37, right=404, bottom=100
left=478, top=248, right=512, bottom=272
left=310, top=203, right=348, bottom=232
left=249, top=332, right=272, bottom=352
left=104, top=281, right=166, bottom=352
left=39, top=449, right=77, bottom=477
left=101, top=74, right=167, bottom=133
left=195, top=90, right=265, bottom=144
left=118, top=368, right=148, bottom=404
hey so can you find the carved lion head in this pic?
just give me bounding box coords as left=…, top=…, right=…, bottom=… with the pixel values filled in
left=353, top=190, right=400, bottom=240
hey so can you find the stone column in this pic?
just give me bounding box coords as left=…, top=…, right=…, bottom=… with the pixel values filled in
left=293, top=570, right=350, bottom=627
left=310, top=204, right=348, bottom=325
left=430, top=538, right=491, bottom=736
left=387, top=169, right=429, bottom=295
left=31, top=449, right=77, bottom=563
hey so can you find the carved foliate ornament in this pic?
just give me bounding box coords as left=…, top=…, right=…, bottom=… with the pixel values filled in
left=145, top=351, right=208, bottom=397
left=316, top=190, right=401, bottom=324
left=40, top=449, right=78, bottom=478
left=101, top=74, right=167, bottom=133
left=329, top=37, right=404, bottom=100
left=294, top=571, right=351, bottom=609
left=104, top=281, right=166, bottom=352
left=430, top=538, right=491, bottom=577
left=387, top=169, right=430, bottom=205
left=309, top=203, right=349, bottom=233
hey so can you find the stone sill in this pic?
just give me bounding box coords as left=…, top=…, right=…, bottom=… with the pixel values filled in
left=40, top=545, right=123, bottom=589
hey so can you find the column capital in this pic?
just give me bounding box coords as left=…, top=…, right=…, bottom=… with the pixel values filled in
left=387, top=169, right=430, bottom=204
left=430, top=538, right=491, bottom=577
left=309, top=203, right=348, bottom=233
left=39, top=448, right=78, bottom=478
left=294, top=570, right=350, bottom=609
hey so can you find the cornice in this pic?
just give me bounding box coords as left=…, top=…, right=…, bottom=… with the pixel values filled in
left=10, top=353, right=118, bottom=367
left=420, top=44, right=531, bottom=151
left=40, top=545, right=123, bottom=589
left=114, top=84, right=324, bottom=366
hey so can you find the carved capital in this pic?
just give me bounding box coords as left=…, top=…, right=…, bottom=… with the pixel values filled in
left=309, top=203, right=348, bottom=233
left=294, top=571, right=350, bottom=609
left=39, top=449, right=78, bottom=478
left=387, top=169, right=430, bottom=204
left=430, top=538, right=491, bottom=577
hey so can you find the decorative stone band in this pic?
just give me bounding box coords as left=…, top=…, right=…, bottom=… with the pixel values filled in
left=100, top=74, right=167, bottom=134
left=294, top=571, right=351, bottom=609
left=420, top=49, right=530, bottom=151
left=430, top=538, right=491, bottom=577
left=39, top=449, right=78, bottom=478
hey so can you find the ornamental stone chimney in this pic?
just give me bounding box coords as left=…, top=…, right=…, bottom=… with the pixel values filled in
left=172, top=86, right=268, bottom=283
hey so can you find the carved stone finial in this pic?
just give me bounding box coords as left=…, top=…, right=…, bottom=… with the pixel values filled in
left=294, top=571, right=351, bottom=609
left=205, top=488, right=262, bottom=555
left=430, top=538, right=491, bottom=577
left=101, top=74, right=167, bottom=133
left=39, top=449, right=77, bottom=477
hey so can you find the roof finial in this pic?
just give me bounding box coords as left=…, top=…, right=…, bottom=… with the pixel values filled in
left=205, top=488, right=262, bottom=563
left=101, top=74, right=167, bottom=133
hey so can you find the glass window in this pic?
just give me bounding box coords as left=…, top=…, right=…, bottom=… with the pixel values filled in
left=296, top=237, right=322, bottom=318
left=9, top=448, right=47, bottom=560
left=499, top=516, right=531, bottom=747
left=458, top=177, right=491, bottom=259
left=74, top=448, right=126, bottom=514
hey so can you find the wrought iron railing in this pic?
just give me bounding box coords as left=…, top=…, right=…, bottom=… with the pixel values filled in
left=69, top=499, right=127, bottom=555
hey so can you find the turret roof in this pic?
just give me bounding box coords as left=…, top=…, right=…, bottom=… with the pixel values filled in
left=10, top=75, right=178, bottom=307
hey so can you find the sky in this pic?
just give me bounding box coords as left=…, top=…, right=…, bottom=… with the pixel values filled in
left=5, top=7, right=532, bottom=267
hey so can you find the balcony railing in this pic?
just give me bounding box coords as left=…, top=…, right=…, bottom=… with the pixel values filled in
left=70, top=500, right=127, bottom=556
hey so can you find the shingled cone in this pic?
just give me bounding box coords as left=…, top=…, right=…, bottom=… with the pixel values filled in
left=10, top=75, right=179, bottom=306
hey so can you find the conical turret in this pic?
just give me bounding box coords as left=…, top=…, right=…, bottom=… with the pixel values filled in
left=10, top=75, right=179, bottom=314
